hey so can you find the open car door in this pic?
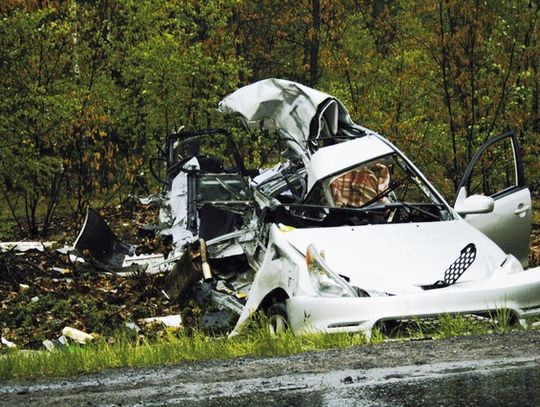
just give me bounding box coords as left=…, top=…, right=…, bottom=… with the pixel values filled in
left=455, top=131, right=532, bottom=267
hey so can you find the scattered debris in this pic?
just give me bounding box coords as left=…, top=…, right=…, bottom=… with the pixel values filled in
left=121, top=253, right=167, bottom=275
left=19, top=283, right=30, bottom=293
left=125, top=322, right=141, bottom=332
left=342, top=376, right=354, bottom=385
left=0, top=201, right=179, bottom=349
left=42, top=339, right=64, bottom=352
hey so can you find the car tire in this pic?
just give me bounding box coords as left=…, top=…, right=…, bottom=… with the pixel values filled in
left=266, top=302, right=289, bottom=335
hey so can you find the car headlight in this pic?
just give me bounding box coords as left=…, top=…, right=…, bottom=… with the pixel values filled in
left=306, top=244, right=357, bottom=297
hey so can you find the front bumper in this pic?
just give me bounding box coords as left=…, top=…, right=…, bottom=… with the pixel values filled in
left=286, top=267, right=540, bottom=335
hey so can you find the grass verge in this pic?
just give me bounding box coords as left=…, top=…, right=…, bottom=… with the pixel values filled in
left=0, top=311, right=529, bottom=382
left=0, top=319, right=367, bottom=381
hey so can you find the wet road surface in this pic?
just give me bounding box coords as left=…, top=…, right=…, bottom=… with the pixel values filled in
left=2, top=330, right=540, bottom=406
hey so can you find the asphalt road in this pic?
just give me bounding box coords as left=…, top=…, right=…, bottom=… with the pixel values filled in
left=1, top=330, right=540, bottom=406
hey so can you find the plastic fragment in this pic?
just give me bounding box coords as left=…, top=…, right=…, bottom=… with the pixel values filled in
left=143, top=315, right=182, bottom=328
left=125, top=322, right=141, bottom=332
left=1, top=337, right=16, bottom=348
left=42, top=339, right=64, bottom=352
left=0, top=241, right=55, bottom=253
left=62, top=327, right=94, bottom=344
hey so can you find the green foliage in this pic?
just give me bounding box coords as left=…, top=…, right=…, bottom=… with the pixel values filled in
left=0, top=1, right=248, bottom=235
left=0, top=0, right=539, bottom=237
left=0, top=7, right=75, bottom=234
left=318, top=0, right=539, bottom=197
left=380, top=309, right=520, bottom=340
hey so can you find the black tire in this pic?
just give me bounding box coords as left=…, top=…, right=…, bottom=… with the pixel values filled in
left=266, top=302, right=289, bottom=335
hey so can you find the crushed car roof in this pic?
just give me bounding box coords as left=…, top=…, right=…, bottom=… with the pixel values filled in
left=218, top=78, right=354, bottom=157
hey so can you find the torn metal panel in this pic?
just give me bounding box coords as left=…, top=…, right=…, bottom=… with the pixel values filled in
left=117, top=253, right=169, bottom=276
left=218, top=78, right=354, bottom=157
left=74, top=208, right=135, bottom=269
left=160, top=157, right=200, bottom=246
left=163, top=247, right=202, bottom=302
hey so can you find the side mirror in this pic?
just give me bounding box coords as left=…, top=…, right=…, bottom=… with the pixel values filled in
left=454, top=194, right=495, bottom=216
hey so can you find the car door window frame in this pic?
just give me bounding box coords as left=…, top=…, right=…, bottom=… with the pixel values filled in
left=457, top=131, right=525, bottom=201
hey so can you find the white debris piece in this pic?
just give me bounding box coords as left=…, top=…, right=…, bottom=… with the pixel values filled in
left=55, top=245, right=75, bottom=254
left=143, top=315, right=182, bottom=328
left=50, top=267, right=71, bottom=274
left=42, top=339, right=64, bottom=352
left=0, top=241, right=56, bottom=252
left=125, top=322, right=141, bottom=332
left=62, top=327, right=94, bottom=344
left=68, top=254, right=86, bottom=263
left=121, top=253, right=166, bottom=274
left=1, top=337, right=16, bottom=348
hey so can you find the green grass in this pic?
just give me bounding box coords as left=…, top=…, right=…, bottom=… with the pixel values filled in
left=379, top=308, right=519, bottom=340
left=0, top=311, right=528, bottom=382
left=0, top=319, right=367, bottom=381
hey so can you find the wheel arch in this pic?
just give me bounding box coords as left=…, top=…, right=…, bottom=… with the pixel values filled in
left=257, top=288, right=290, bottom=313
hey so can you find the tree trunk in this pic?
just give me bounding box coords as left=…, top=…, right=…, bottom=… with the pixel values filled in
left=309, top=0, right=320, bottom=86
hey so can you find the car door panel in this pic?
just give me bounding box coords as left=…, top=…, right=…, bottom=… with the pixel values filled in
left=456, top=131, right=532, bottom=267
left=462, top=187, right=531, bottom=266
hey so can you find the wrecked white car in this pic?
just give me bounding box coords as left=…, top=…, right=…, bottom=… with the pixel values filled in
left=96, top=79, right=540, bottom=336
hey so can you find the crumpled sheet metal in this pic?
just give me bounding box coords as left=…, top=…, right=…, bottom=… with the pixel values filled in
left=218, top=78, right=353, bottom=154
left=74, top=208, right=135, bottom=268
left=160, top=157, right=200, bottom=246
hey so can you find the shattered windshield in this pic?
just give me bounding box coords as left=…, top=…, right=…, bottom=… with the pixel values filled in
left=269, top=154, right=453, bottom=228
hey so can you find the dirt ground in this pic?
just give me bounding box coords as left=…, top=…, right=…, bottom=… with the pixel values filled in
left=0, top=200, right=183, bottom=349
left=1, top=329, right=540, bottom=406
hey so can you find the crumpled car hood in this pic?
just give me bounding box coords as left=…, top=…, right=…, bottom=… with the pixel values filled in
left=282, top=220, right=506, bottom=294
left=218, top=78, right=353, bottom=157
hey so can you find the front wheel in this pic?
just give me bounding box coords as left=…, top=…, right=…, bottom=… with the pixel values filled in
left=266, top=302, right=289, bottom=335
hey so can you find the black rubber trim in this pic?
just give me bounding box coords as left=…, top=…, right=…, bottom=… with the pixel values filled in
left=457, top=131, right=525, bottom=200
left=490, top=185, right=529, bottom=201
